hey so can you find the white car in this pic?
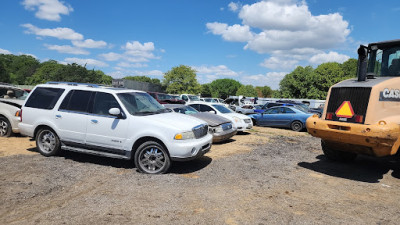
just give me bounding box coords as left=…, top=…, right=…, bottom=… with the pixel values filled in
left=187, top=102, right=253, bottom=132
left=19, top=82, right=213, bottom=174
left=0, top=84, right=29, bottom=137
left=180, top=94, right=202, bottom=103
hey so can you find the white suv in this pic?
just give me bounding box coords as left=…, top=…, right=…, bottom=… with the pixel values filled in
left=19, top=82, right=212, bottom=174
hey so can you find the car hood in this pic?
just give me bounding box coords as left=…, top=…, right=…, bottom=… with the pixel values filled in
left=189, top=112, right=231, bottom=127
left=140, top=112, right=206, bottom=131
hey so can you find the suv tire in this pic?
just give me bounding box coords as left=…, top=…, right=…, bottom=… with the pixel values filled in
left=36, top=128, right=61, bottom=156
left=0, top=116, right=12, bottom=137
left=134, top=141, right=171, bottom=174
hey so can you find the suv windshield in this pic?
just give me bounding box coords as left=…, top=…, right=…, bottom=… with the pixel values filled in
left=188, top=95, right=200, bottom=101
left=117, top=92, right=166, bottom=116
left=368, top=45, right=400, bottom=77
left=212, top=104, right=233, bottom=114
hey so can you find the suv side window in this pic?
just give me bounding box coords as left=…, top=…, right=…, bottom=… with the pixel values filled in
left=59, top=90, right=92, bottom=113
left=182, top=95, right=188, bottom=101
left=25, top=87, right=65, bottom=110
left=92, top=92, right=121, bottom=116
left=200, top=104, right=215, bottom=113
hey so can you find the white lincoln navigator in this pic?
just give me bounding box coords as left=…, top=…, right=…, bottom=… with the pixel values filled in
left=19, top=82, right=212, bottom=174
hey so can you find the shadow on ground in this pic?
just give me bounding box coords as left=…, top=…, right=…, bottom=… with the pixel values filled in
left=298, top=154, right=400, bottom=183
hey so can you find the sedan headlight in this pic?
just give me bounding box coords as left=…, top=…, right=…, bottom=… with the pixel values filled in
left=174, top=131, right=195, bottom=140
left=232, top=116, right=241, bottom=123
left=213, top=125, right=223, bottom=133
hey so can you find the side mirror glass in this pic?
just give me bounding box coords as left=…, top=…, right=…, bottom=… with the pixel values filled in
left=109, top=108, right=121, bottom=116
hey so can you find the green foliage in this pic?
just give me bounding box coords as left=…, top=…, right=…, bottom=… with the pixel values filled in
left=255, top=86, right=273, bottom=97
left=276, top=58, right=358, bottom=99
left=208, top=78, right=242, bottom=99
left=236, top=85, right=258, bottom=97
left=163, top=65, right=201, bottom=94
left=201, top=83, right=212, bottom=97
left=124, top=75, right=161, bottom=85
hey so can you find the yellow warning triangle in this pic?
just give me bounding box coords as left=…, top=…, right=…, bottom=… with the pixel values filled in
left=335, top=101, right=354, bottom=118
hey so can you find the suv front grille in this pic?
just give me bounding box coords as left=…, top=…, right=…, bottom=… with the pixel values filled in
left=326, top=87, right=371, bottom=124
left=193, top=124, right=208, bottom=139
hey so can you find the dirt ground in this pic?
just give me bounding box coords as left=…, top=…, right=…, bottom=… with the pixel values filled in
left=1, top=127, right=400, bottom=224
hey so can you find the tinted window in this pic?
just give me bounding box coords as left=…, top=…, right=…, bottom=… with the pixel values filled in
left=25, top=87, right=65, bottom=110
left=200, top=104, right=214, bottom=112
left=59, top=90, right=92, bottom=113
left=266, top=108, right=279, bottom=114
left=92, top=92, right=121, bottom=115
left=282, top=107, right=295, bottom=114
left=189, top=104, right=200, bottom=111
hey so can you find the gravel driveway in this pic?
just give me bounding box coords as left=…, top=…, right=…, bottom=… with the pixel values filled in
left=1, top=127, right=400, bottom=225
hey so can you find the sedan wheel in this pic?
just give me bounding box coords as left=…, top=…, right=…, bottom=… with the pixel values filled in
left=290, top=121, right=303, bottom=132
left=0, top=116, right=12, bottom=137
left=135, top=141, right=171, bottom=174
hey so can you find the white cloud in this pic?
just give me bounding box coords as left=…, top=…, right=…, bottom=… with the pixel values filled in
left=45, top=44, right=89, bottom=55
left=260, top=56, right=299, bottom=70
left=243, top=72, right=288, bottom=90
left=72, top=39, right=107, bottom=48
left=117, top=62, right=148, bottom=68
left=228, top=2, right=241, bottom=12
left=0, top=48, right=12, bottom=54
left=309, top=51, right=350, bottom=65
left=99, top=52, right=122, bottom=61
left=22, top=0, right=73, bottom=21
left=124, top=41, right=154, bottom=53
left=193, top=65, right=238, bottom=77
left=64, top=57, right=109, bottom=67
left=206, top=22, right=253, bottom=42
left=22, top=24, right=83, bottom=40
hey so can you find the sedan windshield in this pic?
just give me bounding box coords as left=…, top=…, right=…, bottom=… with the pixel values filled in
left=188, top=95, right=200, bottom=101
left=212, top=104, right=233, bottom=114
left=173, top=106, right=198, bottom=115
left=117, top=92, right=166, bottom=116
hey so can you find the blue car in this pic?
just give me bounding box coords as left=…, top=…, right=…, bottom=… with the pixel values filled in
left=249, top=106, right=314, bottom=131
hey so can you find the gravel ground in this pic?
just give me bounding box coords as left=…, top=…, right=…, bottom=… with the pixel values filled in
left=1, top=127, right=400, bottom=225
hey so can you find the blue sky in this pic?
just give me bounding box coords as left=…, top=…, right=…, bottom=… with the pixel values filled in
left=0, top=0, right=399, bottom=89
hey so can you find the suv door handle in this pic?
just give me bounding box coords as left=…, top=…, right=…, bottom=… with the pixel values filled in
left=55, top=115, right=62, bottom=119
left=91, top=120, right=98, bottom=124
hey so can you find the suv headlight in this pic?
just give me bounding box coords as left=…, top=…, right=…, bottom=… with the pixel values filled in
left=174, top=131, right=195, bottom=140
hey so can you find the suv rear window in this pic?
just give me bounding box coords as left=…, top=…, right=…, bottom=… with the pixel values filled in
left=25, top=87, right=65, bottom=109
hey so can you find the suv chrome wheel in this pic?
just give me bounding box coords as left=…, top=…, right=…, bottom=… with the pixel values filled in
left=36, top=128, right=61, bottom=156
left=135, top=141, right=171, bottom=174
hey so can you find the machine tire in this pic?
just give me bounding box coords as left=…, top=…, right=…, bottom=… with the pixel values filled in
left=321, top=140, right=357, bottom=162
left=36, top=128, right=61, bottom=156
left=0, top=116, right=12, bottom=137
left=134, top=141, right=171, bottom=174
left=290, top=121, right=303, bottom=132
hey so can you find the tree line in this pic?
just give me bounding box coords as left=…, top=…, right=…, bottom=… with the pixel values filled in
left=0, top=53, right=357, bottom=100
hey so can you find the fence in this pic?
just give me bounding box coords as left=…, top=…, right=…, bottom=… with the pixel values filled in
left=112, top=79, right=163, bottom=92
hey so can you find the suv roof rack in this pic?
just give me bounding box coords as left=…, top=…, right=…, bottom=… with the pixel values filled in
left=46, top=81, right=100, bottom=88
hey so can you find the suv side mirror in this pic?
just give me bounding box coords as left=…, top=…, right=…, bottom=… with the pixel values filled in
left=109, top=108, right=121, bottom=117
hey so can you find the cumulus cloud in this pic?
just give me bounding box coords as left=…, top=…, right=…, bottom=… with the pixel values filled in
left=0, top=48, right=12, bottom=54
left=22, top=24, right=83, bottom=40
left=309, top=51, right=350, bottom=65
left=228, top=2, right=241, bottom=12
left=45, top=44, right=89, bottom=55
left=99, top=52, right=122, bottom=61
left=64, top=57, right=109, bottom=67
left=206, top=23, right=253, bottom=42
left=243, top=72, right=288, bottom=90
left=22, top=0, right=73, bottom=21
left=260, top=57, right=299, bottom=70
left=117, top=62, right=148, bottom=68
left=193, top=65, right=239, bottom=77
left=72, top=39, right=107, bottom=48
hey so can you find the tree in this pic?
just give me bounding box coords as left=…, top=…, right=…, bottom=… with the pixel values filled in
left=277, top=66, right=314, bottom=98
left=255, top=86, right=273, bottom=97
left=236, top=85, right=258, bottom=97
left=208, top=79, right=242, bottom=99
left=341, top=58, right=358, bottom=77
left=9, top=55, right=40, bottom=84
left=124, top=75, right=161, bottom=85
left=163, top=65, right=201, bottom=94
left=201, top=83, right=212, bottom=97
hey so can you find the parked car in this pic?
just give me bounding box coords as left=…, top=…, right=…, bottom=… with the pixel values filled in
left=180, top=94, right=202, bottom=103
left=188, top=103, right=253, bottom=132
left=249, top=106, right=313, bottom=131
left=147, top=92, right=185, bottom=104
left=0, top=83, right=29, bottom=137
left=235, top=105, right=255, bottom=115
left=275, top=100, right=322, bottom=116
left=252, top=105, right=265, bottom=114
left=18, top=82, right=213, bottom=174
left=164, top=104, right=237, bottom=143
